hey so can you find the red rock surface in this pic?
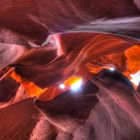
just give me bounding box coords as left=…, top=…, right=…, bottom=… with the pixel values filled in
left=0, top=1, right=140, bottom=140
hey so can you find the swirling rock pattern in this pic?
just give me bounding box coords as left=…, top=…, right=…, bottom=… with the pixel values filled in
left=0, top=0, right=140, bottom=140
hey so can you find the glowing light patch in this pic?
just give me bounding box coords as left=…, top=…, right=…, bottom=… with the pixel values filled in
left=130, top=70, right=140, bottom=86
left=70, top=78, right=83, bottom=91
left=109, top=67, right=115, bottom=71
left=59, top=84, right=65, bottom=89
